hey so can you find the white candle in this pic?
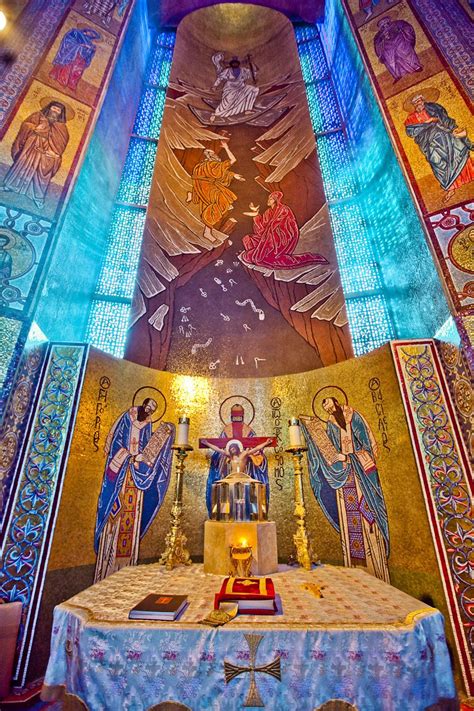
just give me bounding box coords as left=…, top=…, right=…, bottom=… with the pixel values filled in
left=288, top=417, right=303, bottom=447
left=176, top=416, right=190, bottom=446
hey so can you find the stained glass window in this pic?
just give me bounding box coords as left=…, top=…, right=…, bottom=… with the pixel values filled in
left=86, top=30, right=176, bottom=357
left=296, top=22, right=394, bottom=354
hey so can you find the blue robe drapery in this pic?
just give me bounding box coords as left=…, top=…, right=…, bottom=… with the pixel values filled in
left=94, top=411, right=174, bottom=553
left=405, top=101, right=473, bottom=191
left=302, top=412, right=389, bottom=556
left=205, top=429, right=270, bottom=516
left=52, top=28, right=101, bottom=70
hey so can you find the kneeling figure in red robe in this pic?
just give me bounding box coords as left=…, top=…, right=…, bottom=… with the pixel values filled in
left=241, top=191, right=328, bottom=269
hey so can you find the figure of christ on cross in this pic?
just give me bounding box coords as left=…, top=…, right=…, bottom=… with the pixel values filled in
left=199, top=403, right=276, bottom=515
left=200, top=437, right=275, bottom=478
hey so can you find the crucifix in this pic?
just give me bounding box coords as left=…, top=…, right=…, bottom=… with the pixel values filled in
left=198, top=402, right=276, bottom=458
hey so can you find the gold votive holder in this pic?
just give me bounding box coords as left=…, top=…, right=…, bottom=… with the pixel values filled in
left=229, top=541, right=253, bottom=578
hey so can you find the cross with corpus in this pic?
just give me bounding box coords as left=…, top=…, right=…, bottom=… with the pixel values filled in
left=198, top=403, right=276, bottom=452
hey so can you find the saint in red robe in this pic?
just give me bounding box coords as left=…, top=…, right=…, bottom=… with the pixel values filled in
left=241, top=191, right=328, bottom=269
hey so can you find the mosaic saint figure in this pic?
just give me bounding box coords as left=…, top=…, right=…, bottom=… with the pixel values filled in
left=205, top=403, right=270, bottom=515
left=82, top=0, right=128, bottom=25
left=186, top=137, right=245, bottom=240
left=94, top=397, right=174, bottom=582
left=405, top=94, right=474, bottom=202
left=49, top=27, right=101, bottom=91
left=2, top=101, right=70, bottom=209
left=210, top=53, right=259, bottom=122
left=359, top=0, right=395, bottom=19
left=301, top=396, right=390, bottom=583
left=240, top=191, right=328, bottom=269
left=374, top=17, right=422, bottom=82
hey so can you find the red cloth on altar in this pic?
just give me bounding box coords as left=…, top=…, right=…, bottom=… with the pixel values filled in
left=241, top=192, right=328, bottom=269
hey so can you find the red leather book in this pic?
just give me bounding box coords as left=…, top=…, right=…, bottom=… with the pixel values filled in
left=214, top=577, right=277, bottom=615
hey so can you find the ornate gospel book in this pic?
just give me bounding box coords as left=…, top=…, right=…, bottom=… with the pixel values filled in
left=214, top=577, right=277, bottom=615
left=129, top=594, right=188, bottom=620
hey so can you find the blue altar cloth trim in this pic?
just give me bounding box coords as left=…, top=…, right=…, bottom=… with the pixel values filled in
left=44, top=605, right=456, bottom=710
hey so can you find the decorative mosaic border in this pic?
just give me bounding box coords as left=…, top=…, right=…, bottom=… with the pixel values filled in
left=0, top=342, right=48, bottom=526
left=0, top=343, right=88, bottom=686
left=392, top=339, right=473, bottom=695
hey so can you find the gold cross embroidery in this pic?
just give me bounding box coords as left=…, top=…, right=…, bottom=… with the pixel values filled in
left=224, top=633, right=281, bottom=707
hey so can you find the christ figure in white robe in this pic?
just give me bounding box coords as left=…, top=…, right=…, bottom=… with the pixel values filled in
left=210, top=54, right=259, bottom=122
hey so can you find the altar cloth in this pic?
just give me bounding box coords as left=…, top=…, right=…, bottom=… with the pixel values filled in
left=43, top=563, right=456, bottom=710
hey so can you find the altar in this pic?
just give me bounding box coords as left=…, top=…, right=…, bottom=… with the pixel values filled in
left=42, top=563, right=456, bottom=710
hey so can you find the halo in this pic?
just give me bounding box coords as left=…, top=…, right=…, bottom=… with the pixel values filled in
left=39, top=96, right=76, bottom=122
left=312, top=386, right=348, bottom=422
left=226, top=439, right=244, bottom=453
left=219, top=395, right=255, bottom=426
left=403, top=87, right=440, bottom=114
left=132, top=386, right=167, bottom=423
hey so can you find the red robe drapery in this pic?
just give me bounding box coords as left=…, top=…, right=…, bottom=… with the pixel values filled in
left=241, top=192, right=328, bottom=269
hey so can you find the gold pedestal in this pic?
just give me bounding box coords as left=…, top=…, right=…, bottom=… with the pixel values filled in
left=159, top=445, right=193, bottom=570
left=204, top=520, right=278, bottom=576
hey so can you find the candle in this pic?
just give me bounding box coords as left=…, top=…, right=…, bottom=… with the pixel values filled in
left=288, top=417, right=303, bottom=447
left=176, top=416, right=190, bottom=446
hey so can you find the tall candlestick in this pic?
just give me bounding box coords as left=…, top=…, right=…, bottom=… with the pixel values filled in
left=159, top=443, right=193, bottom=570
left=288, top=417, right=304, bottom=447
left=176, top=416, right=190, bottom=447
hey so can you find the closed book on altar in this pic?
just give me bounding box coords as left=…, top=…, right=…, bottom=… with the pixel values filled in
left=214, top=577, right=277, bottom=615
left=129, top=594, right=188, bottom=620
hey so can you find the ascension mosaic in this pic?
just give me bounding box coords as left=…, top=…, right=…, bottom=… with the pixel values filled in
left=126, top=6, right=352, bottom=378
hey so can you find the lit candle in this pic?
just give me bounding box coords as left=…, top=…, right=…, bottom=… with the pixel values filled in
left=240, top=538, right=248, bottom=547
left=288, top=417, right=303, bottom=447
left=176, top=416, right=190, bottom=446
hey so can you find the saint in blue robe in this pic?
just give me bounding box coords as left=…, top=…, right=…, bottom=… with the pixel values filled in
left=94, top=407, right=174, bottom=580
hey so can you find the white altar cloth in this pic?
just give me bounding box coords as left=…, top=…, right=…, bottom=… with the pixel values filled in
left=43, top=563, right=456, bottom=710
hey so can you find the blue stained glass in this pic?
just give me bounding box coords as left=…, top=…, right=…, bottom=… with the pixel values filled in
left=86, top=301, right=130, bottom=357
left=329, top=203, right=382, bottom=294
left=148, top=46, right=173, bottom=87
left=133, top=87, right=166, bottom=139
left=294, top=25, right=320, bottom=43
left=96, top=207, right=146, bottom=298
left=316, top=131, right=357, bottom=201
left=297, top=39, right=328, bottom=82
left=117, top=138, right=157, bottom=204
left=306, top=80, right=340, bottom=133
left=345, top=296, right=394, bottom=355
left=86, top=30, right=176, bottom=356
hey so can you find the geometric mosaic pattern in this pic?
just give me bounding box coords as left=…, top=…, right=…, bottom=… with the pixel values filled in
left=0, top=344, right=88, bottom=686
left=392, top=340, right=473, bottom=695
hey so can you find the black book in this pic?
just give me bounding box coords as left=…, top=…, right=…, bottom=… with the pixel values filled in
left=129, top=593, right=188, bottom=621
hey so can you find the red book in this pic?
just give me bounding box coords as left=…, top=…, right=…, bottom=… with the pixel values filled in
left=214, top=577, right=277, bottom=615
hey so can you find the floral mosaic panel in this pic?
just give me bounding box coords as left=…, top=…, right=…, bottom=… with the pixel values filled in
left=393, top=340, right=473, bottom=695
left=0, top=344, right=88, bottom=686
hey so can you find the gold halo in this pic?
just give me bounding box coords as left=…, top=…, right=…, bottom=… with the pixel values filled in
left=403, top=87, right=440, bottom=113
left=39, top=96, right=76, bottom=122
left=132, top=386, right=167, bottom=423
left=312, top=386, right=348, bottom=422
left=219, top=395, right=255, bottom=426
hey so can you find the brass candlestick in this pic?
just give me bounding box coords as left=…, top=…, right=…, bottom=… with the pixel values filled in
left=286, top=445, right=315, bottom=570
left=159, top=444, right=193, bottom=570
